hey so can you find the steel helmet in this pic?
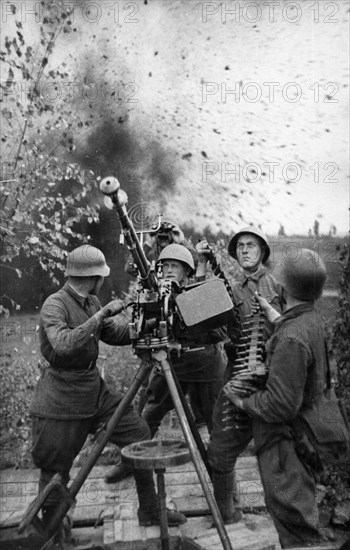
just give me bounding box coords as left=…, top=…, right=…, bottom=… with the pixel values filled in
left=273, top=248, right=327, bottom=301
left=228, top=226, right=270, bottom=263
left=65, top=245, right=110, bottom=277
left=157, top=243, right=195, bottom=276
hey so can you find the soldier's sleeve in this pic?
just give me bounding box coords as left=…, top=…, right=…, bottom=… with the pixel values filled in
left=41, top=296, right=100, bottom=356
left=200, top=326, right=227, bottom=345
left=226, top=282, right=242, bottom=345
left=241, top=337, right=311, bottom=423
left=271, top=274, right=286, bottom=312
left=100, top=316, right=131, bottom=346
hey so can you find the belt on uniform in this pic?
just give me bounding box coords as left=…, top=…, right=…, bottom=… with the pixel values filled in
left=85, top=359, right=97, bottom=370
left=169, top=343, right=209, bottom=353
left=50, top=360, right=97, bottom=371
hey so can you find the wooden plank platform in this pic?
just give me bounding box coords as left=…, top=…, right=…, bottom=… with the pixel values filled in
left=102, top=504, right=280, bottom=550
left=0, top=457, right=264, bottom=530
left=1, top=458, right=339, bottom=550
left=103, top=501, right=182, bottom=550
left=181, top=515, right=279, bottom=550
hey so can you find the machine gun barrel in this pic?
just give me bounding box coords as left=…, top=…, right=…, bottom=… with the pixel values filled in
left=100, top=177, right=158, bottom=291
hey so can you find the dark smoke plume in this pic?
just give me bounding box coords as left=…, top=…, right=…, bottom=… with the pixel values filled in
left=73, top=118, right=181, bottom=207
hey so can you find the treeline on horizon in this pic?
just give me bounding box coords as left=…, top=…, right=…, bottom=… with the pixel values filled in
left=2, top=224, right=347, bottom=314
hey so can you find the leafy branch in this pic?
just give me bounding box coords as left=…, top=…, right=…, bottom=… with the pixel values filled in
left=0, top=3, right=100, bottom=316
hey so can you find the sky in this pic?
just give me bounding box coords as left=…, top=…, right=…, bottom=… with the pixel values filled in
left=2, top=0, right=349, bottom=236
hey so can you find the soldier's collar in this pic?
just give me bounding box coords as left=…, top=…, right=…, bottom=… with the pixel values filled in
left=241, top=265, right=266, bottom=284
left=275, top=302, right=315, bottom=324
left=63, top=282, right=88, bottom=307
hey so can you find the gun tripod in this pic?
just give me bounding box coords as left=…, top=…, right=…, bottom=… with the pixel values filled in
left=18, top=347, right=233, bottom=550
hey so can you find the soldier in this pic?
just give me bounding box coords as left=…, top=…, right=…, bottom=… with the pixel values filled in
left=30, top=245, right=186, bottom=543
left=125, top=219, right=197, bottom=415
left=225, top=249, right=335, bottom=548
left=125, top=219, right=190, bottom=280
left=105, top=226, right=200, bottom=485
left=200, top=227, right=284, bottom=524
left=142, top=243, right=227, bottom=439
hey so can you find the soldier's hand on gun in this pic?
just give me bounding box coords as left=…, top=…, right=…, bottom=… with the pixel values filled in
left=223, top=382, right=244, bottom=409
left=196, top=239, right=211, bottom=264
left=171, top=224, right=185, bottom=243
left=254, top=292, right=281, bottom=323
left=100, top=299, right=127, bottom=319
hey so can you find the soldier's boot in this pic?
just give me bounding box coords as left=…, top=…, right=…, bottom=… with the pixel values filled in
left=137, top=384, right=149, bottom=415
left=41, top=506, right=73, bottom=549
left=104, top=458, right=133, bottom=484
left=134, top=469, right=187, bottom=527
left=212, top=470, right=242, bottom=524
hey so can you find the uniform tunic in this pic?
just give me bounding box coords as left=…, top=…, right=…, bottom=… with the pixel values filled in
left=31, top=283, right=150, bottom=504
left=31, top=283, right=130, bottom=419
left=240, top=303, right=327, bottom=547
left=142, top=328, right=226, bottom=435
left=207, top=266, right=284, bottom=472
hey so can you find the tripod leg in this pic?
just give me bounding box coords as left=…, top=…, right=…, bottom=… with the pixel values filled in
left=23, top=358, right=153, bottom=547
left=167, top=360, right=212, bottom=479
left=153, top=349, right=233, bottom=550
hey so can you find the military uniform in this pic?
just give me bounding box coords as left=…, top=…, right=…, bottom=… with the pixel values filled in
left=143, top=331, right=226, bottom=437
left=139, top=242, right=226, bottom=438
left=207, top=266, right=284, bottom=472
left=203, top=225, right=285, bottom=524
left=241, top=303, right=327, bottom=547
left=31, top=245, right=187, bottom=532
left=31, top=282, right=150, bottom=503
left=125, top=230, right=198, bottom=415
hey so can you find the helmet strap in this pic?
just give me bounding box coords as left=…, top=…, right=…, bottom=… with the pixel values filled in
left=68, top=275, right=100, bottom=297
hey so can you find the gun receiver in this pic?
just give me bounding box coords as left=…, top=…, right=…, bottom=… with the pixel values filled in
left=100, top=177, right=235, bottom=352
left=100, top=176, right=179, bottom=350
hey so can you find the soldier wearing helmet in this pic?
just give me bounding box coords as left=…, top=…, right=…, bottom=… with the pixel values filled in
left=125, top=219, right=192, bottom=276
left=157, top=242, right=195, bottom=280
left=30, top=245, right=186, bottom=541
left=196, top=226, right=284, bottom=525
left=225, top=249, right=336, bottom=547
left=139, top=243, right=227, bottom=447
left=105, top=228, right=199, bottom=485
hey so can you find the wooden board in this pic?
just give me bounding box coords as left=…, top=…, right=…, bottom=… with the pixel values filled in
left=0, top=457, right=264, bottom=530
left=103, top=512, right=281, bottom=550
left=0, top=460, right=341, bottom=550
left=103, top=502, right=182, bottom=550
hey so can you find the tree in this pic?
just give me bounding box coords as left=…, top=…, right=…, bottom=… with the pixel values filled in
left=0, top=3, right=100, bottom=316
left=320, top=244, right=350, bottom=522
left=332, top=244, right=350, bottom=418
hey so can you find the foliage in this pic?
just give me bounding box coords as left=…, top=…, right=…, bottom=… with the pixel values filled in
left=0, top=344, right=39, bottom=469
left=0, top=3, right=100, bottom=316
left=320, top=244, right=350, bottom=519
left=332, top=244, right=350, bottom=418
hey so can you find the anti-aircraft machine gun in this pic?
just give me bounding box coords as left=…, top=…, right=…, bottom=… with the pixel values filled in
left=15, top=177, right=236, bottom=550
left=99, top=177, right=237, bottom=550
